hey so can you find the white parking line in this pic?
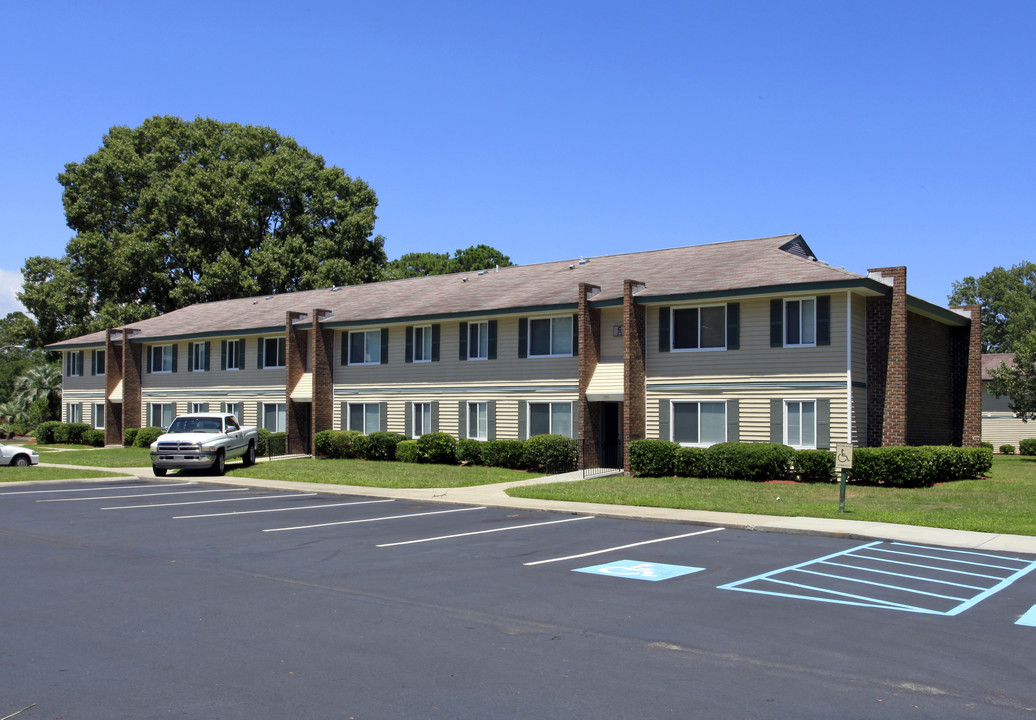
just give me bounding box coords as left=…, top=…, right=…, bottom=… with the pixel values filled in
left=174, top=499, right=395, bottom=519
left=263, top=505, right=486, bottom=532
left=102, top=493, right=317, bottom=510
left=0, top=483, right=192, bottom=496
left=38, top=488, right=242, bottom=502
left=524, top=527, right=725, bottom=566
left=377, top=515, right=595, bottom=547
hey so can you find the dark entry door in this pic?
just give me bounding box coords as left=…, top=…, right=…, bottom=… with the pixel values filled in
left=600, top=402, right=622, bottom=468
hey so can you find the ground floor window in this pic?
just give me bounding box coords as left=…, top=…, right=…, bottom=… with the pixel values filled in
left=149, top=403, right=175, bottom=430
left=221, top=402, right=242, bottom=422
left=348, top=403, right=381, bottom=434
left=263, top=403, right=286, bottom=433
left=191, top=402, right=209, bottom=413
left=671, top=401, right=726, bottom=446
left=528, top=402, right=572, bottom=438
left=784, top=400, right=817, bottom=449
left=93, top=403, right=105, bottom=430
left=467, top=402, right=488, bottom=441
left=67, top=403, right=81, bottom=424
left=411, top=402, right=432, bottom=438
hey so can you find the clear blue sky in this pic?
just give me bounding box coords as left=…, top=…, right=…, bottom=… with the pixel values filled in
left=2, top=0, right=1034, bottom=317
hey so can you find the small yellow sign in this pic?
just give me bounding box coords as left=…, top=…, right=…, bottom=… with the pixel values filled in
left=835, top=443, right=854, bottom=470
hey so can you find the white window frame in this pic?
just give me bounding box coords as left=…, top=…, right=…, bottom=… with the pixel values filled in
left=527, top=402, right=573, bottom=438
left=225, top=340, right=242, bottom=371
left=262, top=402, right=286, bottom=433
left=528, top=316, right=574, bottom=358
left=149, top=402, right=175, bottom=430
left=671, top=305, right=726, bottom=352
left=784, top=399, right=818, bottom=449
left=670, top=400, right=727, bottom=447
left=412, top=325, right=433, bottom=363
left=468, top=322, right=489, bottom=360
left=190, top=402, right=209, bottom=413
left=222, top=402, right=242, bottom=422
left=93, top=350, right=106, bottom=376
left=67, top=403, right=82, bottom=424
left=93, top=402, right=105, bottom=430
left=349, top=330, right=382, bottom=366
left=151, top=345, right=174, bottom=373
left=784, top=298, right=817, bottom=348
left=263, top=337, right=286, bottom=369
left=191, top=343, right=209, bottom=372
left=411, top=401, right=432, bottom=438
left=467, top=401, right=488, bottom=441
left=347, top=402, right=381, bottom=434
left=66, top=351, right=83, bottom=377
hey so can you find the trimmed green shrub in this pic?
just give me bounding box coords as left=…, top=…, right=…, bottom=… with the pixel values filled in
left=330, top=430, right=362, bottom=459
left=481, top=439, right=526, bottom=469
left=134, top=426, right=163, bottom=448
left=354, top=431, right=405, bottom=461
left=1019, top=438, right=1036, bottom=456
left=395, top=439, right=422, bottom=463
left=83, top=429, right=106, bottom=447
left=35, top=421, right=61, bottom=444
left=1000, top=444, right=1016, bottom=455
left=257, top=430, right=287, bottom=456
left=523, top=434, right=577, bottom=473
left=314, top=430, right=336, bottom=458
left=457, top=438, right=484, bottom=465
left=705, top=442, right=795, bottom=481
left=980, top=441, right=994, bottom=451
left=416, top=432, right=458, bottom=465
left=629, top=439, right=679, bottom=477
left=848, top=446, right=993, bottom=487
left=674, top=446, right=708, bottom=478
left=794, top=449, right=836, bottom=483
left=123, top=428, right=139, bottom=447
left=54, top=422, right=90, bottom=445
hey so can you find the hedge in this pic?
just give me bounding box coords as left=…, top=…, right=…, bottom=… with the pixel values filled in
left=847, top=446, right=992, bottom=487
left=1019, top=438, right=1036, bottom=456
left=416, top=432, right=458, bottom=464
left=134, top=426, right=163, bottom=448
left=480, top=439, right=526, bottom=469
left=123, top=428, right=139, bottom=447
left=629, top=439, right=679, bottom=477
left=457, top=438, right=484, bottom=465
left=793, top=449, right=836, bottom=483
left=395, top=439, right=422, bottom=463
left=314, top=429, right=363, bottom=459
left=523, top=434, right=577, bottom=473
left=705, top=442, right=795, bottom=481
left=83, top=429, right=106, bottom=447
left=257, top=429, right=287, bottom=456
left=35, top=421, right=61, bottom=444
left=353, top=431, right=406, bottom=461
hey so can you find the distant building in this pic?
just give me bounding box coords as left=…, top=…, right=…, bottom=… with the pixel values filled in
left=49, top=235, right=982, bottom=471
left=981, top=353, right=1036, bottom=449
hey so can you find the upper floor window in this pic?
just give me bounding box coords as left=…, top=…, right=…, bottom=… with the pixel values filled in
left=91, top=350, right=105, bottom=376
left=222, top=339, right=245, bottom=371
left=413, top=326, right=432, bottom=362
left=529, top=316, right=573, bottom=357
left=671, top=400, right=727, bottom=446
left=770, top=296, right=830, bottom=348
left=65, top=350, right=83, bottom=377
left=349, top=329, right=382, bottom=365
left=189, top=341, right=210, bottom=372
left=672, top=306, right=726, bottom=351
left=259, top=337, right=286, bottom=369
left=460, top=320, right=496, bottom=361
left=149, top=345, right=175, bottom=373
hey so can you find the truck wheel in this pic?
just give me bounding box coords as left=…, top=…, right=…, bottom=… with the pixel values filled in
left=13, top=455, right=29, bottom=467
left=212, top=450, right=226, bottom=476
left=242, top=441, right=256, bottom=468
left=153, top=466, right=167, bottom=477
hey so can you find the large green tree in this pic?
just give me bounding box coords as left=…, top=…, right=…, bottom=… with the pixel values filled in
left=385, top=244, right=513, bottom=279
left=949, top=262, right=1036, bottom=353
left=987, top=332, right=1036, bottom=420
left=21, top=115, right=387, bottom=346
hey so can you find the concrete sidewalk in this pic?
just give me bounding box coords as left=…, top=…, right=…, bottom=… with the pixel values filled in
left=42, top=463, right=1033, bottom=556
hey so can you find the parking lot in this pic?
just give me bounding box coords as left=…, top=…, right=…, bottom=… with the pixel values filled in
left=2, top=478, right=1035, bottom=719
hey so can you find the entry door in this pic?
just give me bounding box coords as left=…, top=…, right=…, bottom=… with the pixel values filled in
left=600, top=402, right=622, bottom=468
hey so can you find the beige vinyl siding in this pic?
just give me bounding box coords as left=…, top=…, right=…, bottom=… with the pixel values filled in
left=981, top=384, right=1036, bottom=448
left=599, top=306, right=624, bottom=361
left=61, top=349, right=107, bottom=394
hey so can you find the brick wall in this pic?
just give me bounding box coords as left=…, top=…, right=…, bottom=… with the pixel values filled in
left=906, top=313, right=955, bottom=445
left=951, top=304, right=983, bottom=446
left=104, top=330, right=123, bottom=446
left=311, top=309, right=335, bottom=455
left=285, top=311, right=307, bottom=455
left=867, top=267, right=907, bottom=446
left=122, top=331, right=142, bottom=434
left=577, top=283, right=601, bottom=469
left=622, top=280, right=646, bottom=471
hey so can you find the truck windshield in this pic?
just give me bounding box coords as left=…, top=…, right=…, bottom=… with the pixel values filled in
left=167, top=417, right=223, bottom=434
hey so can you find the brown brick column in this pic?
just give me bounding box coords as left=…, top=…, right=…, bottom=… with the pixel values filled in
left=951, top=304, right=983, bottom=446
left=311, top=309, right=335, bottom=455
left=868, top=267, right=907, bottom=446
left=121, top=329, right=142, bottom=434
left=104, top=329, right=123, bottom=446
left=577, top=284, right=601, bottom=469
left=622, top=280, right=646, bottom=471
left=285, top=311, right=308, bottom=455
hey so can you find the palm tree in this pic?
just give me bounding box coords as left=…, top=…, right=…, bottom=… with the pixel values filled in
left=12, top=363, right=61, bottom=419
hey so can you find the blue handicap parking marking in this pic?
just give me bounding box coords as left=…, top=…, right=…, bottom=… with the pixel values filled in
left=1017, top=605, right=1036, bottom=627
left=719, top=541, right=1036, bottom=616
left=573, top=559, right=705, bottom=582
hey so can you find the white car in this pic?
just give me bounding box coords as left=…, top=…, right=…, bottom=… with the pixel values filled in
left=0, top=443, right=39, bottom=467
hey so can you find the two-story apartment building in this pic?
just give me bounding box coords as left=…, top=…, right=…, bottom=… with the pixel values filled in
left=49, top=235, right=982, bottom=471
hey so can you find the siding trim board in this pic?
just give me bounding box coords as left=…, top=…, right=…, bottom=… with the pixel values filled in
left=648, top=381, right=847, bottom=391
left=333, top=384, right=580, bottom=395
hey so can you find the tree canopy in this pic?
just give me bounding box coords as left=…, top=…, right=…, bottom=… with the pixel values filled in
left=949, top=262, right=1036, bottom=353
left=987, top=333, right=1036, bottom=420
left=385, top=244, right=514, bottom=279
left=21, top=116, right=387, bottom=346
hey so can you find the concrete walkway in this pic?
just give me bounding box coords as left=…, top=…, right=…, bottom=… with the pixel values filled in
left=31, top=462, right=1036, bottom=555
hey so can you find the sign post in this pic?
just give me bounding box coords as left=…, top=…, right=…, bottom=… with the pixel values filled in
left=834, top=443, right=854, bottom=513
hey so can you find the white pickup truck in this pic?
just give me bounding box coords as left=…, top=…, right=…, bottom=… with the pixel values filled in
left=150, top=412, right=259, bottom=476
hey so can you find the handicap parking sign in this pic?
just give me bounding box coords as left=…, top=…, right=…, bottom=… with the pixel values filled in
left=573, top=559, right=705, bottom=582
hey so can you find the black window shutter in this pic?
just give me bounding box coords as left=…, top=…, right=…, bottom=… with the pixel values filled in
left=221, top=341, right=227, bottom=371
left=145, top=347, right=151, bottom=374
left=379, top=401, right=388, bottom=431
left=340, top=332, right=348, bottom=366
left=817, top=296, right=831, bottom=346
left=171, top=345, right=178, bottom=373
left=187, top=343, right=195, bottom=372
left=770, top=300, right=784, bottom=348
left=658, top=400, right=670, bottom=441
left=726, top=303, right=740, bottom=350
left=487, top=400, right=496, bottom=440
left=726, top=399, right=739, bottom=442
left=770, top=399, right=784, bottom=444
left=816, top=398, right=831, bottom=449
left=659, top=307, right=671, bottom=352
left=488, top=320, right=497, bottom=360
left=518, top=318, right=528, bottom=358
left=572, top=314, right=579, bottom=356
left=431, top=324, right=440, bottom=362
left=431, top=401, right=439, bottom=432
left=238, top=339, right=246, bottom=370
left=204, top=341, right=211, bottom=371
left=517, top=400, right=527, bottom=439
left=405, top=402, right=413, bottom=437
left=380, top=328, right=389, bottom=364
left=458, top=322, right=468, bottom=361
left=405, top=326, right=413, bottom=363
left=89, top=350, right=96, bottom=376
left=257, top=338, right=265, bottom=369
left=458, top=401, right=467, bottom=439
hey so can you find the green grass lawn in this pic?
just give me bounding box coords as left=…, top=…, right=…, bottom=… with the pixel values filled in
left=226, top=458, right=544, bottom=488
left=0, top=466, right=133, bottom=482
left=38, top=446, right=154, bottom=467
left=506, top=455, right=1036, bottom=536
